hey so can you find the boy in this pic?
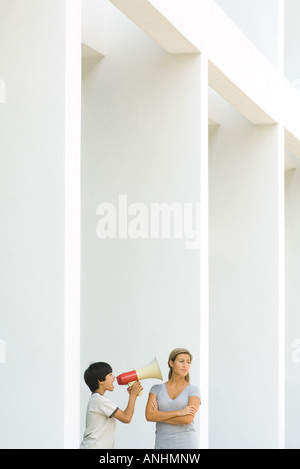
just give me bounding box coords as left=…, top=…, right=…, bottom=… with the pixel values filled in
left=80, top=362, right=143, bottom=449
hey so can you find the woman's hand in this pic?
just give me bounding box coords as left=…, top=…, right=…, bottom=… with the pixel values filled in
left=146, top=391, right=200, bottom=425
left=177, top=406, right=197, bottom=417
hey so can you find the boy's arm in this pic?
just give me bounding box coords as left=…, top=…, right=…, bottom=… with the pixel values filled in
left=113, top=381, right=143, bottom=424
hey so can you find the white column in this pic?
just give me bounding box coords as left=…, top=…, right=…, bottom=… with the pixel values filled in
left=285, top=163, right=300, bottom=449
left=64, top=0, right=82, bottom=449
left=199, top=53, right=209, bottom=450
left=0, top=0, right=70, bottom=448
left=209, top=92, right=283, bottom=448
left=277, top=0, right=285, bottom=450
left=0, top=79, right=5, bottom=103
left=0, top=340, right=6, bottom=364
left=284, top=0, right=300, bottom=450
left=0, top=76, right=6, bottom=370
left=277, top=121, right=286, bottom=450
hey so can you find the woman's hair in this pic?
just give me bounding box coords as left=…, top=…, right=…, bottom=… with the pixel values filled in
left=83, top=362, right=112, bottom=392
left=168, top=348, right=193, bottom=382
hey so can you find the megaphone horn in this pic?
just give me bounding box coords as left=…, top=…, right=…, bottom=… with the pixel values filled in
left=117, top=357, right=163, bottom=387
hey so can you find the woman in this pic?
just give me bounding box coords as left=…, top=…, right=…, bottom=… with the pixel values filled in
left=145, top=348, right=201, bottom=449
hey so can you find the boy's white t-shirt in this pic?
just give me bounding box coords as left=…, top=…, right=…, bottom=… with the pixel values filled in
left=80, top=393, right=119, bottom=449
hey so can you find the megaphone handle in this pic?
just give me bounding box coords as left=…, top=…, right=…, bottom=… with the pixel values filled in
left=128, top=380, right=143, bottom=396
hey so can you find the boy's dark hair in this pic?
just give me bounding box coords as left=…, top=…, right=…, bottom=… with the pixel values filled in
left=83, top=362, right=113, bottom=392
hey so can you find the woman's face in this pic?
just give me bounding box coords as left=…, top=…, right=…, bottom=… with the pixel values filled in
left=170, top=353, right=191, bottom=378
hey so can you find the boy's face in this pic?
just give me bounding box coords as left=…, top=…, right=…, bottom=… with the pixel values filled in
left=102, top=372, right=115, bottom=392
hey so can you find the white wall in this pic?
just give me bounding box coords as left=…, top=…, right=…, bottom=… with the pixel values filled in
left=0, top=78, right=5, bottom=103
left=81, top=0, right=201, bottom=449
left=285, top=158, right=300, bottom=449
left=209, top=89, right=281, bottom=448
left=0, top=0, right=67, bottom=448
left=215, top=0, right=279, bottom=68
left=2, top=0, right=298, bottom=450
left=285, top=0, right=300, bottom=86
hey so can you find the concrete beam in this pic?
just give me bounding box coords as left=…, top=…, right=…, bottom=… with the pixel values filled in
left=109, top=0, right=200, bottom=54
left=208, top=61, right=276, bottom=125
left=109, top=0, right=300, bottom=157
left=82, top=42, right=104, bottom=59
left=82, top=0, right=106, bottom=60
left=110, top=0, right=280, bottom=123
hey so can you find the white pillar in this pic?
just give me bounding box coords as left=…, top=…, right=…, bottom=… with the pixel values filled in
left=209, top=91, right=284, bottom=448
left=284, top=0, right=300, bottom=450
left=199, top=53, right=209, bottom=450
left=285, top=164, right=300, bottom=449
left=0, top=0, right=81, bottom=449
left=0, top=79, right=5, bottom=103
left=0, top=340, right=6, bottom=364
left=64, top=0, right=82, bottom=449
left=277, top=0, right=285, bottom=449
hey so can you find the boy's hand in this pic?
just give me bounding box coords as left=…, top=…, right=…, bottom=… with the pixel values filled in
left=128, top=381, right=143, bottom=396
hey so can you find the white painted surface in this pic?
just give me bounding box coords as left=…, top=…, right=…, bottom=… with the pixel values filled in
left=109, top=0, right=199, bottom=54
left=285, top=161, right=300, bottom=449
left=110, top=0, right=281, bottom=124
left=209, top=91, right=282, bottom=448
left=215, top=0, right=279, bottom=68
left=82, top=0, right=107, bottom=56
left=0, top=79, right=5, bottom=103
left=81, top=0, right=201, bottom=449
left=199, top=53, right=209, bottom=450
left=285, top=0, right=300, bottom=86
left=0, top=340, right=6, bottom=364
left=82, top=42, right=104, bottom=58
left=0, top=0, right=72, bottom=449
left=110, top=0, right=300, bottom=147
left=285, top=79, right=300, bottom=157
left=1, top=0, right=300, bottom=450
left=64, top=0, right=82, bottom=449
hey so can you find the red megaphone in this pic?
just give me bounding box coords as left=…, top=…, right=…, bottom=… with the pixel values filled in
left=117, top=357, right=163, bottom=386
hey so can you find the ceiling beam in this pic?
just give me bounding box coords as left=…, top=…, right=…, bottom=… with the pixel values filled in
left=109, top=0, right=199, bottom=54
left=109, top=0, right=300, bottom=157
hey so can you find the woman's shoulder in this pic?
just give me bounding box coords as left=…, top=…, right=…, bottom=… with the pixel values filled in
left=188, top=383, right=201, bottom=398
left=149, top=382, right=165, bottom=396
